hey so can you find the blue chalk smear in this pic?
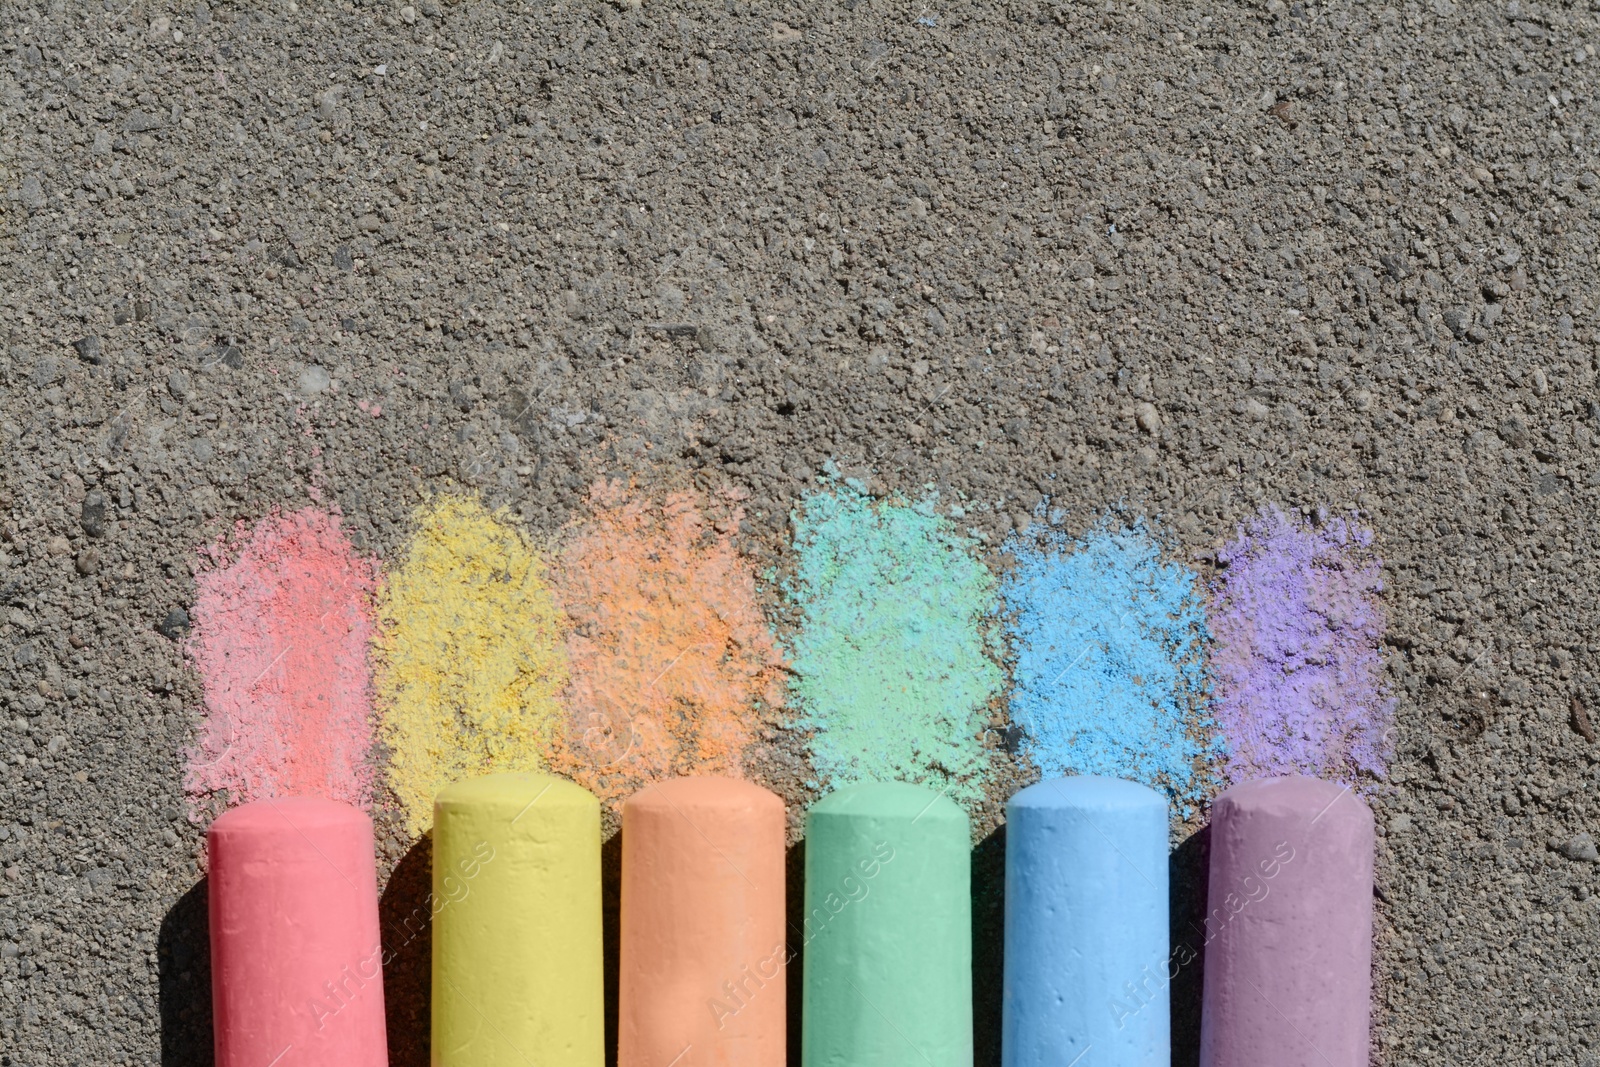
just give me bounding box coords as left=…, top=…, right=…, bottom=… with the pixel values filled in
left=1001, top=520, right=1216, bottom=804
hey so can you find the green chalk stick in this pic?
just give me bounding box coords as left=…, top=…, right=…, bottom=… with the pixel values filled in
left=802, top=781, right=972, bottom=1067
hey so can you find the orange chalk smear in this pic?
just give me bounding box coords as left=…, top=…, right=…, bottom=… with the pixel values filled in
left=547, top=481, right=786, bottom=801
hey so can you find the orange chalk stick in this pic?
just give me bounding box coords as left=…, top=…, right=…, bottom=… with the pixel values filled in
left=619, top=776, right=788, bottom=1067
left=207, top=797, right=387, bottom=1067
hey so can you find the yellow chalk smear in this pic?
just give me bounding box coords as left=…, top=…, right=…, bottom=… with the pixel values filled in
left=375, top=494, right=568, bottom=835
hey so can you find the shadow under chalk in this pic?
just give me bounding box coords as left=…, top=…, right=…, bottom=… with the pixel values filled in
left=785, top=836, right=806, bottom=1067
left=602, top=830, right=622, bottom=1067
left=158, top=878, right=214, bottom=1066
left=972, top=822, right=1006, bottom=1067
left=1170, top=826, right=1211, bottom=1067
left=380, top=834, right=433, bottom=1067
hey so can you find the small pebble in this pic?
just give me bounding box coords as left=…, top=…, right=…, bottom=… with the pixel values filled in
left=72, top=336, right=103, bottom=364
left=299, top=365, right=332, bottom=395
left=1134, top=402, right=1161, bottom=434
left=31, top=355, right=62, bottom=388
left=157, top=608, right=191, bottom=641
left=1557, top=833, right=1599, bottom=863
left=19, top=175, right=45, bottom=212
left=125, top=110, right=164, bottom=133
left=81, top=491, right=108, bottom=538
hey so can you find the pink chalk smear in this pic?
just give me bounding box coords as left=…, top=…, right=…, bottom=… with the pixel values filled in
left=185, top=508, right=378, bottom=817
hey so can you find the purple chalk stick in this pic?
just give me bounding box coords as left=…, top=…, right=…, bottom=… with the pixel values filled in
left=1198, top=776, right=1374, bottom=1067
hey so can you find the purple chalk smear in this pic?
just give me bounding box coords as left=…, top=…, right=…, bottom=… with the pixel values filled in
left=1210, top=507, right=1393, bottom=783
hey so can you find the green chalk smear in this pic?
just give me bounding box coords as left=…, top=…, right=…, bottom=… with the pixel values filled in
left=788, top=483, right=1001, bottom=801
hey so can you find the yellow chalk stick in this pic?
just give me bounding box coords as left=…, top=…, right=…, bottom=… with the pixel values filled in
left=432, top=772, right=604, bottom=1067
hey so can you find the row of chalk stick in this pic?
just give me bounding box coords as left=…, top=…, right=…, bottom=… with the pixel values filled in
left=205, top=772, right=1373, bottom=1066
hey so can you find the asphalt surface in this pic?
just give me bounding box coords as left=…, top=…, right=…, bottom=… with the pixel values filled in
left=3, top=0, right=1599, bottom=1063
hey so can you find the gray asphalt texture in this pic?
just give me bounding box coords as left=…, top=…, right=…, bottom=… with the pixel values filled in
left=3, top=0, right=1599, bottom=1063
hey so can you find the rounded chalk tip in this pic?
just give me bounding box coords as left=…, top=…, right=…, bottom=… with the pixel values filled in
left=1217, top=775, right=1374, bottom=828
left=1008, top=775, right=1167, bottom=815
left=208, top=795, right=370, bottom=838
left=1216, top=777, right=1369, bottom=819
left=435, top=771, right=597, bottom=815
left=624, top=774, right=782, bottom=815
left=809, top=780, right=968, bottom=826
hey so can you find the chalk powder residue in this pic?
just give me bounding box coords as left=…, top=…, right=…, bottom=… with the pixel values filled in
left=1209, top=506, right=1393, bottom=783
left=185, top=508, right=377, bottom=817
left=787, top=484, right=1000, bottom=800
left=545, top=480, right=787, bottom=802
left=375, top=494, right=568, bottom=835
left=1002, top=521, right=1214, bottom=803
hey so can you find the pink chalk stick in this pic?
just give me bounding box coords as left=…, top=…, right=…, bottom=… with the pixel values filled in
left=1198, top=776, right=1374, bottom=1067
left=208, top=797, right=388, bottom=1067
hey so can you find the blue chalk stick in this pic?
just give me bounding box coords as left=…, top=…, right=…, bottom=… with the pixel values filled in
left=1002, top=776, right=1170, bottom=1067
